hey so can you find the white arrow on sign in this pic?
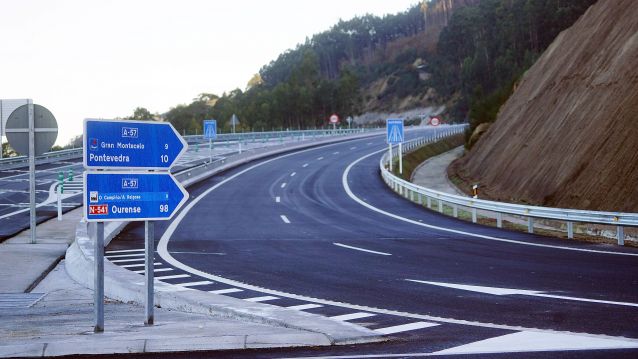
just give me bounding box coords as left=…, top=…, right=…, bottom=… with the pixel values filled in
left=406, top=279, right=638, bottom=308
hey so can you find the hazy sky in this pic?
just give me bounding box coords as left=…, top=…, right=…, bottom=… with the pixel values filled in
left=1, top=0, right=418, bottom=145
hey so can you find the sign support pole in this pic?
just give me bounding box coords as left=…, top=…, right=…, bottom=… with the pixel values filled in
left=145, top=220, right=154, bottom=325
left=399, top=142, right=403, bottom=174
left=94, top=222, right=104, bottom=333
left=57, top=185, right=62, bottom=221
left=388, top=143, right=393, bottom=172
left=209, top=139, right=212, bottom=163
left=1, top=101, right=3, bottom=160
left=28, top=100, right=36, bottom=244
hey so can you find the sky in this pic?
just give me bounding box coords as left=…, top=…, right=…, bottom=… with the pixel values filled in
left=0, top=0, right=419, bottom=146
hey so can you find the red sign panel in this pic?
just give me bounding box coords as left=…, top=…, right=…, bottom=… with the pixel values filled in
left=89, top=204, right=109, bottom=215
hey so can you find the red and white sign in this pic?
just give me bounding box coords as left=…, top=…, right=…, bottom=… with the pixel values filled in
left=89, top=204, right=109, bottom=215
left=429, top=116, right=441, bottom=126
left=329, top=114, right=340, bottom=124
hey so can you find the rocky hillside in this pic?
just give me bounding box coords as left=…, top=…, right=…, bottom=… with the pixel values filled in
left=453, top=0, right=638, bottom=212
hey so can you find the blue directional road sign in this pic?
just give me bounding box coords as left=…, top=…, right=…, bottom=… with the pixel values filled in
left=84, top=119, right=187, bottom=170
left=387, top=118, right=404, bottom=144
left=203, top=119, right=217, bottom=140
left=83, top=172, right=188, bottom=222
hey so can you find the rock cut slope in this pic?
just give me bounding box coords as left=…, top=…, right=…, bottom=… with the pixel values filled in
left=454, top=0, right=638, bottom=212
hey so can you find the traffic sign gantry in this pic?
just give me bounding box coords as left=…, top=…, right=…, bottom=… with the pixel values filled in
left=84, top=119, right=187, bottom=170
left=387, top=118, right=404, bottom=144
left=83, top=172, right=188, bottom=222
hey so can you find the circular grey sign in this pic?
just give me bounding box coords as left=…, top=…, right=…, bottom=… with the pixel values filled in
left=5, top=104, right=58, bottom=156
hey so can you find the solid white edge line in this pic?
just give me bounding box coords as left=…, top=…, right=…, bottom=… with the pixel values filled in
left=333, top=242, right=392, bottom=256
left=281, top=215, right=291, bottom=224
left=341, top=149, right=638, bottom=257
left=157, top=137, right=638, bottom=340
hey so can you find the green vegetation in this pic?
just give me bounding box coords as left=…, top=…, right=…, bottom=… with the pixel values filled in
left=392, top=134, right=465, bottom=181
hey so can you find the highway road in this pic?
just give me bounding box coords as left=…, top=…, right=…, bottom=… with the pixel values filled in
left=106, top=127, right=638, bottom=358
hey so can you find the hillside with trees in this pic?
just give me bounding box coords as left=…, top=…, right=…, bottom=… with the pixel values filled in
left=113, top=0, right=595, bottom=139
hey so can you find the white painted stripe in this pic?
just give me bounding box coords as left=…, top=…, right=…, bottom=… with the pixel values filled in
left=280, top=215, right=291, bottom=224
left=105, top=248, right=145, bottom=254
left=302, top=163, right=309, bottom=168
left=317, top=156, right=324, bottom=160
left=110, top=258, right=146, bottom=263
left=330, top=312, right=376, bottom=321
left=174, top=281, right=214, bottom=288
left=244, top=295, right=279, bottom=302
left=281, top=182, right=286, bottom=188
left=105, top=253, right=145, bottom=259
left=374, top=321, right=439, bottom=335
left=341, top=148, right=638, bottom=257
left=154, top=274, right=190, bottom=281
left=133, top=267, right=172, bottom=274
left=333, top=151, right=340, bottom=155
left=290, top=172, right=296, bottom=177
left=287, top=303, right=323, bottom=311
left=275, top=196, right=281, bottom=203
left=209, top=288, right=243, bottom=294
left=120, top=262, right=161, bottom=268
left=333, top=243, right=391, bottom=256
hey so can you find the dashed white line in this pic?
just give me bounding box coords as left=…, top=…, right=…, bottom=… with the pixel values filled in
left=302, top=163, right=309, bottom=168
left=154, top=274, right=190, bottom=281
left=110, top=258, right=146, bottom=264
left=121, top=262, right=161, bottom=268
left=333, top=151, right=340, bottom=155
left=280, top=215, right=291, bottom=224
left=244, top=295, right=279, bottom=302
left=209, top=288, right=243, bottom=294
left=374, top=321, right=439, bottom=335
left=330, top=312, right=376, bottom=321
left=350, top=146, right=357, bottom=150
left=333, top=243, right=392, bottom=256
left=287, top=303, right=323, bottom=310
left=281, top=182, right=287, bottom=188
left=275, top=196, right=281, bottom=203
left=173, top=280, right=214, bottom=288
left=290, top=172, right=296, bottom=177
left=317, top=157, right=324, bottom=160
left=134, top=268, right=173, bottom=274
left=105, top=249, right=145, bottom=254
left=105, top=253, right=145, bottom=259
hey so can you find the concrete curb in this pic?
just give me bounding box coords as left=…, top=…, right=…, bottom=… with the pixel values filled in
left=65, top=131, right=386, bottom=350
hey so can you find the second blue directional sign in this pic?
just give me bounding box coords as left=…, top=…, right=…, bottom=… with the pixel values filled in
left=83, top=172, right=188, bottom=222
left=84, top=119, right=187, bottom=170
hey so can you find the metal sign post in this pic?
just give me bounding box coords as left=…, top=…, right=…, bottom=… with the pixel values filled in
left=28, top=100, right=36, bottom=244
left=144, top=221, right=154, bottom=325
left=388, top=143, right=393, bottom=171
left=399, top=142, right=403, bottom=174
left=95, top=222, right=104, bottom=332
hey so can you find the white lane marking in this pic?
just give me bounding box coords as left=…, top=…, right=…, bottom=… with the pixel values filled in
left=281, top=182, right=287, bottom=188
left=330, top=312, right=376, bottom=321
left=120, top=262, right=161, bottom=268
left=280, top=215, right=291, bottom=224
left=134, top=268, right=172, bottom=274
left=341, top=148, right=638, bottom=257
left=290, top=172, right=296, bottom=177
left=154, top=274, right=190, bottom=281
left=333, top=151, right=340, bottom=155
left=105, top=253, right=145, bottom=259
left=275, top=196, right=281, bottom=203
left=159, top=137, right=638, bottom=337
left=210, top=288, right=243, bottom=294
left=173, top=280, right=214, bottom=288
left=434, top=330, right=638, bottom=355
left=333, top=242, right=391, bottom=256
left=374, top=321, right=439, bottom=335
left=407, top=279, right=638, bottom=308
left=110, top=258, right=146, bottom=263
left=302, top=163, right=309, bottom=168
left=287, top=303, right=323, bottom=310
left=105, top=249, right=145, bottom=254
left=317, top=156, right=324, bottom=160
left=244, top=295, right=279, bottom=302
left=350, top=147, right=357, bottom=150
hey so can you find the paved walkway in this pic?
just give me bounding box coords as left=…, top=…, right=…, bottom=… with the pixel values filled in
left=411, top=146, right=465, bottom=196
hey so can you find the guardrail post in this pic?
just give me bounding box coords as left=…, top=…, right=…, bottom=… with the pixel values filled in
left=617, top=226, right=625, bottom=245
left=427, top=197, right=431, bottom=209
left=496, top=212, right=503, bottom=228
left=418, top=193, right=422, bottom=205
left=567, top=221, right=574, bottom=239
left=528, top=217, right=534, bottom=233
left=453, top=204, right=458, bottom=218
left=410, top=190, right=414, bottom=202
left=471, top=208, right=477, bottom=223
left=438, top=199, right=443, bottom=213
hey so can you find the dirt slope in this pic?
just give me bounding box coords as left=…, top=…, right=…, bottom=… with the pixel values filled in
left=454, top=0, right=638, bottom=212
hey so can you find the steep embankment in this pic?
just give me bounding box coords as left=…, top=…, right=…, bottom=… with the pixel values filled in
left=453, top=0, right=638, bottom=212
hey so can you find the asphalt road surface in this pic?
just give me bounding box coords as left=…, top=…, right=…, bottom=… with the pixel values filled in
left=107, top=128, right=638, bottom=358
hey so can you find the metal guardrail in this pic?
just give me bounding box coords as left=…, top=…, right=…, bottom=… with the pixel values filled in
left=380, top=125, right=635, bottom=245
left=0, top=148, right=83, bottom=170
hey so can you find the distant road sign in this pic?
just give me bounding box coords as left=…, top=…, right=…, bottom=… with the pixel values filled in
left=386, top=118, right=404, bottom=144
left=5, top=104, right=58, bottom=156
left=203, top=119, right=217, bottom=139
left=83, top=172, right=188, bottom=222
left=84, top=119, right=187, bottom=170
left=329, top=114, right=340, bottom=124
left=430, top=117, right=441, bottom=126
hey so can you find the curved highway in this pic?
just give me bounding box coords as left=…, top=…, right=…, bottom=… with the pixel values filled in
left=108, top=128, right=638, bottom=357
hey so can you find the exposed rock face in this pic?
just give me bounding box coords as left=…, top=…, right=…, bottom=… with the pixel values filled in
left=455, top=0, right=638, bottom=211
